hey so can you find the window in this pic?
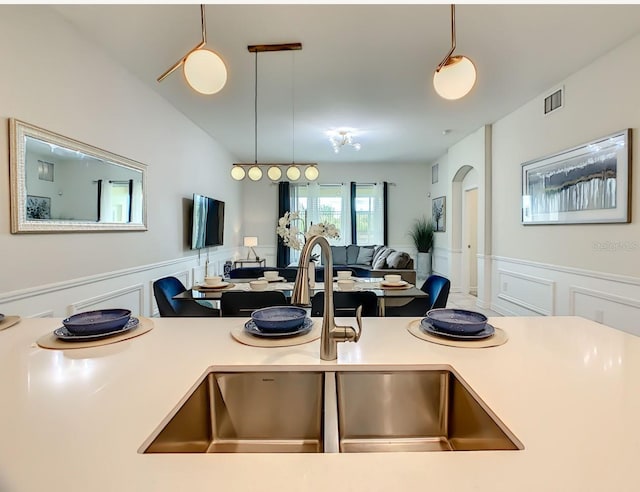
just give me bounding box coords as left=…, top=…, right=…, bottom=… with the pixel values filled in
left=287, top=182, right=386, bottom=265
left=353, top=183, right=385, bottom=245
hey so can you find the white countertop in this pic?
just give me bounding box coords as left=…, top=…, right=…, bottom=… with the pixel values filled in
left=1, top=315, right=639, bottom=491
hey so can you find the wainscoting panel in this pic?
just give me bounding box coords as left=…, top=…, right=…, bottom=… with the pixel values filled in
left=0, top=248, right=238, bottom=321
left=492, top=256, right=640, bottom=335
left=68, top=284, right=144, bottom=316
left=432, top=247, right=450, bottom=279
left=497, top=269, right=555, bottom=315
left=570, top=286, right=640, bottom=337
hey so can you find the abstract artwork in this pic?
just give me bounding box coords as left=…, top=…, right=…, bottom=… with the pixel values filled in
left=521, top=129, right=631, bottom=224
left=432, top=196, right=446, bottom=232
left=26, top=195, right=51, bottom=220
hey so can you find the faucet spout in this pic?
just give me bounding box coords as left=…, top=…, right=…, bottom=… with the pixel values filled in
left=291, top=235, right=362, bottom=360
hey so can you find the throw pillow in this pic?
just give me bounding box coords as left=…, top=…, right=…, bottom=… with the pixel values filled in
left=386, top=251, right=412, bottom=269
left=346, top=244, right=360, bottom=264
left=371, top=245, right=387, bottom=267
left=373, top=247, right=395, bottom=269
left=331, top=246, right=348, bottom=265
left=356, top=246, right=375, bottom=265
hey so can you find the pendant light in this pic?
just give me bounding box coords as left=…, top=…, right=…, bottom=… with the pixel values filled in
left=157, top=5, right=227, bottom=95
left=433, top=5, right=476, bottom=100
left=231, top=43, right=318, bottom=182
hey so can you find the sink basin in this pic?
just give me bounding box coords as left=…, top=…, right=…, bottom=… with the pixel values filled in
left=143, top=371, right=325, bottom=453
left=141, top=366, right=522, bottom=454
left=335, top=369, right=523, bottom=452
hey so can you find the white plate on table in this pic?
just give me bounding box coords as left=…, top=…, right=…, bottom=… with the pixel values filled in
left=380, top=280, right=410, bottom=289
left=197, top=282, right=233, bottom=290
left=258, top=276, right=285, bottom=283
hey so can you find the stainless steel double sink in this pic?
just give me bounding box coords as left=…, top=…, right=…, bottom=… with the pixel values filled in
left=141, top=366, right=523, bottom=454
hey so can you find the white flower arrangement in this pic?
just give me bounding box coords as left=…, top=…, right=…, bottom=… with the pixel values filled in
left=276, top=211, right=340, bottom=251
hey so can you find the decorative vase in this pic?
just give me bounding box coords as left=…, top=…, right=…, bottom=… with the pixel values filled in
left=308, top=261, right=316, bottom=288
left=416, top=252, right=432, bottom=278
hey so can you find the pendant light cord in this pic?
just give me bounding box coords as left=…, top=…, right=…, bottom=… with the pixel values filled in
left=291, top=50, right=295, bottom=164
left=254, top=51, right=258, bottom=164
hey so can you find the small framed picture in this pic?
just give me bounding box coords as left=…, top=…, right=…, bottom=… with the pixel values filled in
left=432, top=196, right=446, bottom=232
left=26, top=195, right=51, bottom=220
left=38, top=160, right=54, bottom=182
left=432, top=163, right=439, bottom=184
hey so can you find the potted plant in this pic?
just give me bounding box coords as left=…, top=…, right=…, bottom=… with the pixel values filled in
left=408, top=217, right=435, bottom=277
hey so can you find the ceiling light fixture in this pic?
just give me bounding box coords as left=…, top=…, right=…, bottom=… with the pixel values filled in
left=157, top=4, right=227, bottom=95
left=433, top=4, right=476, bottom=100
left=231, top=43, right=318, bottom=182
left=326, top=129, right=361, bottom=153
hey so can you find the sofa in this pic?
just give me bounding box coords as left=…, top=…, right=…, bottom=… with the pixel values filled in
left=327, top=245, right=416, bottom=284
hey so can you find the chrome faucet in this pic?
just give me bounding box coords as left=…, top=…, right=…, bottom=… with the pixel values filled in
left=291, top=235, right=362, bottom=361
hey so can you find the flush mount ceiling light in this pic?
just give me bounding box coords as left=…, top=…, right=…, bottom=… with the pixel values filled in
left=232, top=43, right=319, bottom=182
left=433, top=4, right=476, bottom=100
left=326, top=129, right=361, bottom=153
left=157, top=4, right=227, bottom=95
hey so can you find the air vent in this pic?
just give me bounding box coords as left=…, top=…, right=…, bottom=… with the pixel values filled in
left=544, top=87, right=563, bottom=115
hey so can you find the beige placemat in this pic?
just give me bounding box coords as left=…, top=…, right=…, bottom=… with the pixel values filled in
left=0, top=316, right=21, bottom=331
left=231, top=320, right=321, bottom=348
left=36, top=317, right=154, bottom=350
left=407, top=318, right=508, bottom=348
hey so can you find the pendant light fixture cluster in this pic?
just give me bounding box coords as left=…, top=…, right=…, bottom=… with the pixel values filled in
left=231, top=43, right=319, bottom=182
left=433, top=4, right=476, bottom=100
left=157, top=4, right=227, bottom=95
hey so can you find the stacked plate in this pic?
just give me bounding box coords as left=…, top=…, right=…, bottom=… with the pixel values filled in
left=245, top=306, right=312, bottom=338
left=420, top=308, right=495, bottom=340
left=54, top=308, right=139, bottom=342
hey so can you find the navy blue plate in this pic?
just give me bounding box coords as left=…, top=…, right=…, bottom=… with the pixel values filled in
left=251, top=306, right=308, bottom=332
left=63, top=308, right=132, bottom=335
left=425, top=308, right=487, bottom=334
left=420, top=318, right=495, bottom=341
left=54, top=317, right=139, bottom=342
left=245, top=317, right=313, bottom=338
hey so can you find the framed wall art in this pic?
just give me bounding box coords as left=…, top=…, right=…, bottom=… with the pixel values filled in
left=521, top=129, right=631, bottom=225
left=432, top=196, right=446, bottom=232
left=26, top=195, right=51, bottom=220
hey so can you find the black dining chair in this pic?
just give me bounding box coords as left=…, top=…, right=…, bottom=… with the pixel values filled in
left=384, top=274, right=451, bottom=317
left=153, top=276, right=220, bottom=317
left=220, top=291, right=289, bottom=317
left=310, top=291, right=379, bottom=317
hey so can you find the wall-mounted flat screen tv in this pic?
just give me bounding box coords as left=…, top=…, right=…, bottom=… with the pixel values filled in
left=191, top=193, right=225, bottom=249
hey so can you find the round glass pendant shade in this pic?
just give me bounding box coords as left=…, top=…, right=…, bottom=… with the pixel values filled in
left=184, top=49, right=228, bottom=95
left=267, top=166, right=282, bottom=181
left=248, top=166, right=263, bottom=181
left=231, top=166, right=246, bottom=180
left=433, top=55, right=476, bottom=100
left=304, top=166, right=319, bottom=181
left=286, top=166, right=301, bottom=181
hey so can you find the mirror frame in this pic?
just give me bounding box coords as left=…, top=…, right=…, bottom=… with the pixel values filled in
left=9, top=118, right=148, bottom=233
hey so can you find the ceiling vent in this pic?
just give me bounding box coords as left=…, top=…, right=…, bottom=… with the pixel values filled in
left=544, top=86, right=564, bottom=115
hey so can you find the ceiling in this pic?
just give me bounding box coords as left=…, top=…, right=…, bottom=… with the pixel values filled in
left=52, top=4, right=640, bottom=166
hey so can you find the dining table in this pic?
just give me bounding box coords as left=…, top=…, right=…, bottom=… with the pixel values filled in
left=173, top=277, right=429, bottom=317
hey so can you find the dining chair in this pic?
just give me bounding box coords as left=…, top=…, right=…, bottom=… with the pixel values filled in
left=384, top=274, right=451, bottom=317
left=220, top=291, right=289, bottom=317
left=310, top=291, right=379, bottom=317
left=153, top=276, right=220, bottom=317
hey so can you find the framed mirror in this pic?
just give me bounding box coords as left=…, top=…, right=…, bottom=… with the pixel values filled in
left=9, top=118, right=147, bottom=233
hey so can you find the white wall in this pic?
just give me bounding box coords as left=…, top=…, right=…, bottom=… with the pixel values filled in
left=0, top=6, right=243, bottom=317
left=490, top=33, right=640, bottom=334
left=240, top=161, right=430, bottom=266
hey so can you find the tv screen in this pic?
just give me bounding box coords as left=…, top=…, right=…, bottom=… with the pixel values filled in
left=191, top=194, right=225, bottom=249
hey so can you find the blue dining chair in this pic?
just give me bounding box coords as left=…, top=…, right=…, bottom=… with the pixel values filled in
left=153, top=276, right=220, bottom=317
left=220, top=291, right=288, bottom=317
left=310, top=291, right=379, bottom=317
left=384, top=274, right=450, bottom=317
